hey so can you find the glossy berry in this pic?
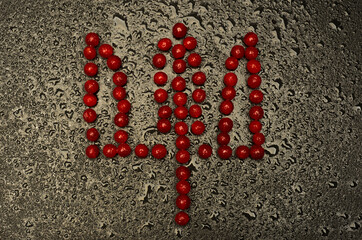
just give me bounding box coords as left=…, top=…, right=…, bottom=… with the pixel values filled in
left=218, top=118, right=233, bottom=132
left=85, top=32, right=99, bottom=47
left=103, top=144, right=117, bottom=158
left=192, top=89, right=206, bottom=103
left=153, top=54, right=166, bottom=69
left=189, top=104, right=202, bottom=118
left=221, top=86, right=236, bottom=100
left=173, top=23, right=187, bottom=39
left=249, top=90, right=263, bottom=104
left=191, top=121, right=205, bottom=135
left=187, top=53, right=202, bottom=67
left=174, top=106, right=188, bottom=120
left=217, top=132, right=230, bottom=145
left=223, top=73, right=238, bottom=86
left=154, top=89, right=168, bottom=103
left=83, top=94, right=97, bottom=107
left=135, top=144, right=149, bottom=158
left=176, top=166, right=191, bottom=180
left=220, top=100, right=234, bottom=115
left=225, top=56, right=239, bottom=70
left=114, top=130, right=128, bottom=143
left=192, top=72, right=206, bottom=86
left=198, top=144, right=212, bottom=159
left=157, top=118, right=172, bottom=133
left=249, top=106, right=264, bottom=120
left=176, top=150, right=190, bottom=164
left=253, top=132, right=265, bottom=145
left=117, top=99, right=131, bottom=113
left=173, top=59, right=186, bottom=74
left=158, top=38, right=172, bottom=51
left=83, top=46, right=97, bottom=60
left=86, top=128, right=99, bottom=142
left=84, top=63, right=98, bottom=76
left=107, top=55, right=122, bottom=71
left=250, top=145, right=264, bottom=160
left=98, top=44, right=113, bottom=58
left=175, top=211, right=189, bottom=226
left=176, top=194, right=191, bottom=210
left=244, top=32, right=258, bottom=46
left=172, top=44, right=186, bottom=59
left=247, top=75, right=261, bottom=89
left=231, top=45, right=245, bottom=59
left=249, top=120, right=262, bottom=133
left=154, top=72, right=168, bottom=86
left=113, top=72, right=127, bottom=86
left=183, top=36, right=197, bottom=50
left=118, top=143, right=131, bottom=157
left=172, top=76, right=186, bottom=91
left=176, top=180, right=191, bottom=194
left=173, top=92, right=187, bottom=106
left=86, top=145, right=99, bottom=159
left=236, top=146, right=249, bottom=159
left=218, top=145, right=232, bottom=160
left=245, top=47, right=259, bottom=60
left=158, top=105, right=172, bottom=119
left=175, top=122, right=188, bottom=135
left=176, top=135, right=190, bottom=150
left=83, top=109, right=97, bottom=123
left=84, top=80, right=99, bottom=94
left=151, top=144, right=167, bottom=159
left=113, top=86, right=126, bottom=101
left=247, top=59, right=261, bottom=74
left=114, top=113, right=129, bottom=127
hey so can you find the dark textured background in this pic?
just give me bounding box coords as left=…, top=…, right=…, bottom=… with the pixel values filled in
left=0, top=0, right=361, bottom=239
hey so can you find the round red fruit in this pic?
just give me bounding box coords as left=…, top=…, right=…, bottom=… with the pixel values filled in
left=236, top=146, right=249, bottom=159
left=192, top=71, right=206, bottom=86
left=221, top=86, right=236, bottom=100
left=244, top=32, right=258, bottom=46
left=249, top=90, right=263, bottom=104
left=218, top=118, right=233, bottom=132
left=231, top=45, right=245, bottom=59
left=187, top=53, right=201, bottom=67
left=113, top=72, right=127, bottom=86
left=85, top=32, right=99, bottom=47
left=135, top=144, right=149, bottom=158
left=183, top=36, right=197, bottom=50
left=192, top=89, right=206, bottom=103
left=250, top=145, right=264, bottom=160
left=220, top=100, right=234, bottom=115
left=117, top=99, right=131, bottom=113
left=83, top=93, right=97, bottom=107
left=113, top=86, right=126, bottom=101
left=174, top=122, right=188, bottom=135
left=176, top=180, right=191, bottom=194
left=218, top=145, right=232, bottom=160
left=198, top=144, right=212, bottom=159
left=172, top=76, right=186, bottom=91
left=176, top=166, right=191, bottom=180
left=253, top=132, right=265, bottom=145
left=86, top=145, right=99, bottom=159
left=176, top=136, right=190, bottom=150
left=173, top=23, right=187, bottom=39
left=154, top=89, right=168, bottom=103
left=175, top=211, right=189, bottom=226
left=225, top=56, right=239, bottom=70
left=158, top=38, right=172, bottom=51
left=249, top=106, right=264, bottom=120
left=154, top=72, right=168, bottom=86
left=84, top=80, right=99, bottom=94
left=176, top=194, right=191, bottom=210
left=158, top=105, right=172, bottom=118
left=84, top=63, right=98, bottom=76
left=107, top=55, right=122, bottom=71
left=83, top=46, right=97, bottom=60
left=114, top=113, right=129, bottom=127
left=191, top=121, right=205, bottom=135
left=173, top=59, right=186, bottom=74
left=247, top=59, right=261, bottom=74
left=153, top=54, right=166, bottom=69
left=172, top=44, right=186, bottom=59
left=249, top=120, right=262, bottom=133
left=189, top=104, right=202, bottom=118
left=176, top=150, right=190, bottom=164
left=103, top=144, right=117, bottom=158
left=118, top=143, right=131, bottom=157
left=224, top=73, right=238, bottom=86
left=86, top=128, right=99, bottom=141
left=98, top=44, right=113, bottom=58
left=114, top=130, right=128, bottom=143
left=217, top=132, right=230, bottom=145
left=173, top=92, right=187, bottom=106
left=157, top=118, right=172, bottom=133
left=83, top=109, right=97, bottom=123
left=247, top=75, right=261, bottom=89
left=245, top=46, right=259, bottom=60
left=152, top=144, right=167, bottom=159
left=174, top=106, right=188, bottom=120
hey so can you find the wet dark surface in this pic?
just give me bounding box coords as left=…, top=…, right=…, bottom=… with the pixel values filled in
left=0, top=0, right=361, bottom=239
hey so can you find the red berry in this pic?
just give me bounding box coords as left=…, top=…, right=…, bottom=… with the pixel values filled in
left=223, top=73, right=238, bottom=87
left=187, top=53, right=202, bottom=67
left=191, top=121, right=205, bottom=135
left=113, top=72, right=127, bottom=86
left=114, top=130, right=128, bottom=143
left=217, top=132, right=230, bottom=145
left=189, top=104, right=202, bottom=118
left=173, top=92, right=187, bottom=106
left=192, top=89, right=206, bottom=103
left=154, top=72, right=168, bottom=86
left=84, top=63, right=98, bottom=76
left=236, top=146, right=249, bottom=159
left=249, top=120, right=262, bottom=133
left=174, top=106, right=188, bottom=120
left=86, top=145, right=99, bottom=158
left=249, top=90, right=263, bottom=104
left=153, top=54, right=166, bottom=69
left=175, top=211, right=189, bottom=226
left=253, top=132, right=265, bottom=145
left=176, top=136, right=190, bottom=150
left=173, top=59, right=186, bottom=74
left=183, top=36, right=197, bottom=50
left=107, top=55, right=122, bottom=71
left=172, top=76, right=186, bottom=91
left=135, top=144, right=149, bottom=158
left=84, top=80, right=99, bottom=94
left=86, top=128, right=99, bottom=141
left=218, top=118, right=233, bottom=132
left=83, top=93, right=97, bottom=107
left=158, top=105, right=172, bottom=119
left=151, top=144, right=167, bottom=159
left=98, top=44, right=113, bottom=58
left=117, top=99, right=131, bottom=113
left=249, top=106, right=264, bottom=120
left=103, top=144, right=117, bottom=158
left=250, top=145, right=264, bottom=160
left=218, top=145, right=232, bottom=159
left=231, top=45, right=245, bottom=59
left=114, top=113, right=129, bottom=127
left=245, top=47, right=259, bottom=60
left=221, top=86, right=236, bottom=100
left=173, top=23, right=187, bottom=39
left=247, top=59, right=261, bottom=74
left=176, top=180, right=191, bottom=194
left=225, top=56, right=239, bottom=70
left=157, top=118, right=172, bottom=133
left=247, top=75, right=261, bottom=89
left=174, top=122, right=188, bottom=135
left=85, top=32, right=99, bottom=47
left=154, top=89, right=168, bottom=103
left=172, top=44, right=186, bottom=59
left=158, top=38, right=172, bottom=51
left=113, top=86, right=126, bottom=101
left=83, top=109, right=97, bottom=123
left=176, top=194, right=191, bottom=210
left=176, top=166, right=191, bottom=180
left=198, top=144, right=212, bottom=159
left=176, top=150, right=190, bottom=164
left=244, top=32, right=258, bottom=46
left=83, top=46, right=97, bottom=60
left=118, top=143, right=131, bottom=157
left=192, top=71, right=206, bottom=86
left=220, top=100, right=234, bottom=115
